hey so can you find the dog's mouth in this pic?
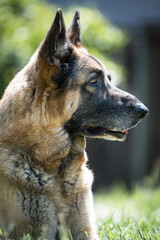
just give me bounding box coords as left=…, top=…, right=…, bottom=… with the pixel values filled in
left=85, top=125, right=128, bottom=140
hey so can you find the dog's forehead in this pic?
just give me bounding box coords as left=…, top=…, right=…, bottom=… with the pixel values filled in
left=73, top=47, right=109, bottom=75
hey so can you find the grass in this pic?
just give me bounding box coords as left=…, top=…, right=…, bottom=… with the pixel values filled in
left=1, top=183, right=160, bottom=239
left=95, top=184, right=160, bottom=240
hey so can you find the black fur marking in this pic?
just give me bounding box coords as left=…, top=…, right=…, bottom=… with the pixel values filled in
left=27, top=161, right=43, bottom=188
left=64, top=118, right=79, bottom=137
left=20, top=190, right=27, bottom=213
left=51, top=49, right=76, bottom=89
left=12, top=153, right=54, bottom=193
left=58, top=162, right=66, bottom=174
left=30, top=87, right=36, bottom=104
left=29, top=193, right=33, bottom=216
left=35, top=199, right=40, bottom=223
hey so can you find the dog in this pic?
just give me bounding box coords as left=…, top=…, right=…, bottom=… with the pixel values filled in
left=0, top=9, right=148, bottom=240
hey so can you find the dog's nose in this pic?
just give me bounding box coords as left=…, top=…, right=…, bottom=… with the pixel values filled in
left=135, top=104, right=149, bottom=120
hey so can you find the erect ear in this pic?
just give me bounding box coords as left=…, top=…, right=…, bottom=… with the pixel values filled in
left=67, top=11, right=82, bottom=47
left=39, top=9, right=68, bottom=65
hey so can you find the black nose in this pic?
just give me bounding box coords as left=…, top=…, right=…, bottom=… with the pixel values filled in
left=135, top=104, right=149, bottom=120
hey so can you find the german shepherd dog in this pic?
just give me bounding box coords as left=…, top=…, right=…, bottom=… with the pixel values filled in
left=0, top=9, right=148, bottom=240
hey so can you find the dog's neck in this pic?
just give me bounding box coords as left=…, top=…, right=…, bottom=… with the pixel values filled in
left=11, top=126, right=86, bottom=173
left=0, top=124, right=87, bottom=173
left=30, top=128, right=87, bottom=173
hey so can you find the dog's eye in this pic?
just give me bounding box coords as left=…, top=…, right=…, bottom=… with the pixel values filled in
left=90, top=79, right=98, bottom=85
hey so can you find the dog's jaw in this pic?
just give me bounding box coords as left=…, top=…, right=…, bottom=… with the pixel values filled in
left=85, top=125, right=128, bottom=141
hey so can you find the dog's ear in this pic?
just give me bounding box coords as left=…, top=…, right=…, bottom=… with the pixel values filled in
left=67, top=11, right=82, bottom=47
left=39, top=9, right=68, bottom=65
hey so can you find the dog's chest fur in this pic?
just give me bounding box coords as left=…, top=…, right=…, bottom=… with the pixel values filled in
left=0, top=134, right=93, bottom=229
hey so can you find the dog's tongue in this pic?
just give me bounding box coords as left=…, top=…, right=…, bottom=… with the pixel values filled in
left=121, top=130, right=128, bottom=134
left=123, top=130, right=128, bottom=134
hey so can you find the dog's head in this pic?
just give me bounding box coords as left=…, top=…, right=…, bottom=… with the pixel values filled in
left=26, top=9, right=149, bottom=141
